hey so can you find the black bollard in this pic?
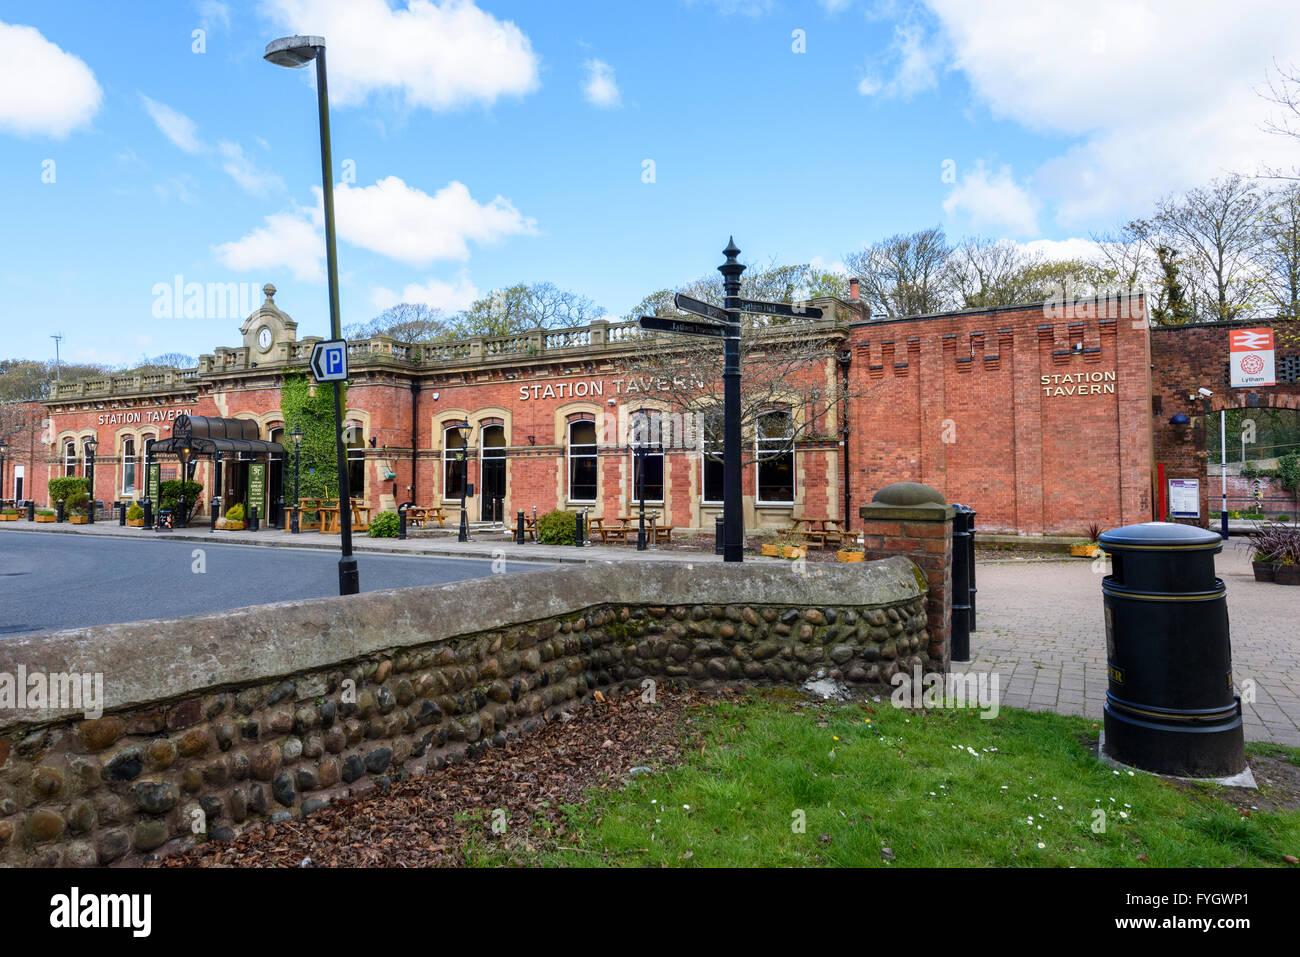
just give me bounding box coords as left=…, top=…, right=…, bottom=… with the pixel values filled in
left=250, top=505, right=259, bottom=532
left=118, top=501, right=126, bottom=526
left=574, top=509, right=585, bottom=547
left=950, top=504, right=972, bottom=662
left=515, top=510, right=525, bottom=545
left=210, top=497, right=219, bottom=533
left=715, top=515, right=724, bottom=555
left=398, top=502, right=408, bottom=540
left=26, top=500, right=35, bottom=521
left=142, top=498, right=153, bottom=529
left=966, top=506, right=978, bottom=632
left=56, top=500, right=65, bottom=523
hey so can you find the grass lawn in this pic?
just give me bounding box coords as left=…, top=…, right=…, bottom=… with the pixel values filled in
left=465, top=689, right=1300, bottom=867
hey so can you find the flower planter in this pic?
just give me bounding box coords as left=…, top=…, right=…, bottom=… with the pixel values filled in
left=1274, top=564, right=1300, bottom=586
left=0, top=514, right=18, bottom=521
left=223, top=521, right=246, bottom=531
left=35, top=515, right=55, bottom=523
left=69, top=516, right=88, bottom=525
left=1070, top=543, right=1100, bottom=558
left=126, top=518, right=145, bottom=528
left=780, top=544, right=807, bottom=560
left=836, top=549, right=865, bottom=562
left=1252, top=560, right=1276, bottom=583
left=760, top=543, right=781, bottom=557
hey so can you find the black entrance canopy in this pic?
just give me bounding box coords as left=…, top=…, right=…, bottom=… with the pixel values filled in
left=150, top=414, right=285, bottom=456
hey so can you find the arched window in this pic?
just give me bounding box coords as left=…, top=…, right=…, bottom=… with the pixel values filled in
left=567, top=418, right=597, bottom=502
left=755, top=408, right=795, bottom=504
left=442, top=423, right=471, bottom=500
left=122, top=437, right=136, bottom=494
left=63, top=440, right=77, bottom=477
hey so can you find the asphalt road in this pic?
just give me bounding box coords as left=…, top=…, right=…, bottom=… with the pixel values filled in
left=0, top=531, right=549, bottom=638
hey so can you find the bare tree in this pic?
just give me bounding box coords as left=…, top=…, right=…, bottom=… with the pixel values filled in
left=844, top=226, right=952, bottom=318
left=345, top=303, right=451, bottom=342
left=1257, top=182, right=1300, bottom=322
left=1259, top=60, right=1300, bottom=180
left=455, top=282, right=602, bottom=337
left=1092, top=219, right=1158, bottom=289
left=1154, top=175, right=1266, bottom=321
left=944, top=237, right=1037, bottom=308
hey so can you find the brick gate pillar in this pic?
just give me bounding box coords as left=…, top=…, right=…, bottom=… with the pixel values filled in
left=859, top=482, right=955, bottom=672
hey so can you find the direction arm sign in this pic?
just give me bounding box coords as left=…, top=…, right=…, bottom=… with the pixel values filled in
left=309, top=338, right=350, bottom=382
left=673, top=293, right=732, bottom=324
left=735, top=298, right=823, bottom=320
left=638, top=315, right=728, bottom=338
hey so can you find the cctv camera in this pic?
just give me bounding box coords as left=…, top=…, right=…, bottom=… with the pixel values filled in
left=1197, top=387, right=1213, bottom=397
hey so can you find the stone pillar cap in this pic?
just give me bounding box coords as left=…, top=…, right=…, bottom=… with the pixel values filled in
left=871, top=482, right=947, bottom=506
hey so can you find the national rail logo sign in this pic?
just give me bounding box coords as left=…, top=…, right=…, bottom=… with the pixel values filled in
left=1229, top=328, right=1276, bottom=388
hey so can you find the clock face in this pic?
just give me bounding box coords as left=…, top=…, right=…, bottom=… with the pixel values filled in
left=257, top=326, right=272, bottom=351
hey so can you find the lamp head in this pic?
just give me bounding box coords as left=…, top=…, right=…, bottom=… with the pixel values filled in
left=290, top=425, right=304, bottom=447
left=264, top=36, right=325, bottom=68
left=84, top=437, right=98, bottom=455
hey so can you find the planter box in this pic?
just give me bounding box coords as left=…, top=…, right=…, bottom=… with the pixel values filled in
left=780, top=545, right=807, bottom=560
left=223, top=521, right=246, bottom=531
left=1274, top=564, right=1300, bottom=586
left=35, top=515, right=55, bottom=523
left=0, top=514, right=19, bottom=521
left=126, top=518, right=145, bottom=528
left=1252, top=560, right=1276, bottom=583
left=68, top=516, right=88, bottom=525
left=760, top=543, right=780, bottom=557
left=1070, top=543, right=1100, bottom=558
left=836, top=550, right=865, bottom=562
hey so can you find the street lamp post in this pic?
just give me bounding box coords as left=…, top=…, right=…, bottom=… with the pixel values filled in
left=718, top=239, right=746, bottom=562
left=84, top=437, right=98, bottom=524
left=290, top=426, right=302, bottom=534
left=456, top=421, right=472, bottom=543
left=177, top=444, right=192, bottom=528
left=0, top=438, right=7, bottom=504
left=265, top=34, right=358, bottom=595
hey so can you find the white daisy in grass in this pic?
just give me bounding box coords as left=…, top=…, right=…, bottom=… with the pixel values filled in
left=1037, top=842, right=1046, bottom=849
left=1127, top=770, right=1135, bottom=776
left=1119, top=811, right=1128, bottom=819
left=1027, top=817, right=1034, bottom=825
left=1001, top=786, right=1009, bottom=791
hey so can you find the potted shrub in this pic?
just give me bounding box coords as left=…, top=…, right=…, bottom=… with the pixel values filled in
left=66, top=490, right=90, bottom=524
left=126, top=502, right=145, bottom=527
left=1245, top=523, right=1281, bottom=582
left=223, top=503, right=246, bottom=531
left=1070, top=522, right=1102, bottom=558
left=779, top=538, right=807, bottom=560
left=35, top=508, right=55, bottom=523
left=836, top=539, right=865, bottom=562
left=760, top=537, right=781, bottom=557
left=1272, top=526, right=1300, bottom=586
left=367, top=510, right=400, bottom=538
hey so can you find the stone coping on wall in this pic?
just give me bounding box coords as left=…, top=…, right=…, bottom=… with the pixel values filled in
left=0, top=558, right=926, bottom=732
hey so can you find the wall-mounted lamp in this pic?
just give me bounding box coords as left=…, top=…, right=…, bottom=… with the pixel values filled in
left=607, top=397, right=617, bottom=405
left=1169, top=413, right=1190, bottom=426
left=527, top=435, right=536, bottom=446
left=431, top=392, right=440, bottom=401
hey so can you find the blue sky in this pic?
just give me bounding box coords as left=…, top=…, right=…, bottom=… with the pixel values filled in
left=2, top=0, right=1297, bottom=366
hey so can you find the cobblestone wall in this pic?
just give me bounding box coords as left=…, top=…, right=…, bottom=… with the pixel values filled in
left=0, top=559, right=927, bottom=867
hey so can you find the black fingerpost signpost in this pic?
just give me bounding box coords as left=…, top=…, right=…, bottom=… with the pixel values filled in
left=637, top=238, right=823, bottom=563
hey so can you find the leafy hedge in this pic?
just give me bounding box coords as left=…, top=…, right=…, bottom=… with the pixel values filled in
left=47, top=476, right=88, bottom=504
left=536, top=509, right=577, bottom=545
left=65, top=490, right=90, bottom=515
left=225, top=503, right=245, bottom=522
left=368, top=510, right=400, bottom=537
left=159, top=479, right=203, bottom=512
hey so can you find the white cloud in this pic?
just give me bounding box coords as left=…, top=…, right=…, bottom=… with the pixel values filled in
left=213, top=210, right=324, bottom=282
left=918, top=0, right=1300, bottom=224
left=323, top=176, right=537, bottom=267
left=218, top=141, right=285, bottom=196
left=583, top=59, right=621, bottom=109
left=197, top=1, right=231, bottom=30
left=141, top=95, right=204, bottom=153
left=261, top=0, right=540, bottom=110
left=858, top=20, right=943, bottom=99
left=0, top=21, right=101, bottom=138
left=154, top=175, right=200, bottom=205
left=1017, top=238, right=1103, bottom=262
left=370, top=273, right=479, bottom=313
left=942, top=161, right=1040, bottom=237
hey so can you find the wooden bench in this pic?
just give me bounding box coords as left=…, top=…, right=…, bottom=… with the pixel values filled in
left=406, top=505, right=447, bottom=529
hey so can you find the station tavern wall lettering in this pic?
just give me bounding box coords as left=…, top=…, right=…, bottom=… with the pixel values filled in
left=1041, top=371, right=1116, bottom=397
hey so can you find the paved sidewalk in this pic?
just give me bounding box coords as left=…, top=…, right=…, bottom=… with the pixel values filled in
left=954, top=547, right=1300, bottom=746
left=0, top=518, right=721, bottom=565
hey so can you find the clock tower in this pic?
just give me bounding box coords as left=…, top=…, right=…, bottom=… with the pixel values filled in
left=240, top=283, right=298, bottom=358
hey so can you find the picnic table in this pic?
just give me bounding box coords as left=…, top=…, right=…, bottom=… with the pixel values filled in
left=405, top=505, right=448, bottom=529
left=618, top=512, right=674, bottom=545
left=795, top=518, right=846, bottom=549
left=588, top=516, right=631, bottom=544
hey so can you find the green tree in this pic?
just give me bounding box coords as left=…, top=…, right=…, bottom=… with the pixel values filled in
left=280, top=373, right=347, bottom=499
left=1150, top=245, right=1195, bottom=325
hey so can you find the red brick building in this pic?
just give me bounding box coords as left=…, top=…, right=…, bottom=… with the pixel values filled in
left=23, top=283, right=1300, bottom=536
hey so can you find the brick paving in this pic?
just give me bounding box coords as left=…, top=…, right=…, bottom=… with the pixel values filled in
left=955, top=547, right=1300, bottom=746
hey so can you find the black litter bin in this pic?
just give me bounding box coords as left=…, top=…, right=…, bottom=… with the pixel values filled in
left=1098, top=522, right=1245, bottom=777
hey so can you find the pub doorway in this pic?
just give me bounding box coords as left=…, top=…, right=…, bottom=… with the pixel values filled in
left=480, top=424, right=506, bottom=521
